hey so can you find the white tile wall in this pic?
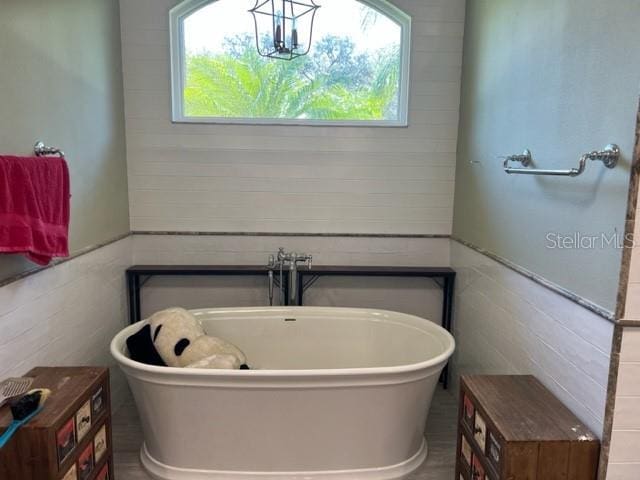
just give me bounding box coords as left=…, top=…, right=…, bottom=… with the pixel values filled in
left=0, top=238, right=132, bottom=409
left=132, top=234, right=451, bottom=266
left=449, top=240, right=614, bottom=437
left=132, top=234, right=449, bottom=321
left=607, top=463, right=640, bottom=480
left=608, top=326, right=640, bottom=478
left=119, top=0, right=466, bottom=235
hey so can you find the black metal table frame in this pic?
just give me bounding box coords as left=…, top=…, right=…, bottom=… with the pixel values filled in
left=127, top=266, right=287, bottom=327
left=297, top=266, right=455, bottom=388
left=126, top=265, right=455, bottom=387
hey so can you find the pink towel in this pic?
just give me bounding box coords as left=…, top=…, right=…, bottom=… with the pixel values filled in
left=0, top=155, right=70, bottom=265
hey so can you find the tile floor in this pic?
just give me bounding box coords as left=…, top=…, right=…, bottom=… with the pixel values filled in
left=112, top=387, right=458, bottom=480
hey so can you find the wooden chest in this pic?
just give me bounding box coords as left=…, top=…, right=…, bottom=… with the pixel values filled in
left=456, top=375, right=599, bottom=480
left=0, top=367, right=114, bottom=480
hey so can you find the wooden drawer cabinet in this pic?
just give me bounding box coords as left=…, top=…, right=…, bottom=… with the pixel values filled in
left=0, top=367, right=114, bottom=480
left=455, top=375, right=599, bottom=480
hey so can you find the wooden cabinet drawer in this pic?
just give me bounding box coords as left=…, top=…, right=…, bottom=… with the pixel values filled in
left=459, top=430, right=497, bottom=479
left=473, top=411, right=487, bottom=451
left=458, top=431, right=473, bottom=478
left=463, top=394, right=475, bottom=429
left=486, top=430, right=502, bottom=470
left=472, top=453, right=484, bottom=479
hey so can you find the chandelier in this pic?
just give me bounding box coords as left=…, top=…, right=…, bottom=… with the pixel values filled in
left=249, top=0, right=320, bottom=61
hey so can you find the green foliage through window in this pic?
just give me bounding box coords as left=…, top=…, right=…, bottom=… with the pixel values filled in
left=184, top=35, right=401, bottom=121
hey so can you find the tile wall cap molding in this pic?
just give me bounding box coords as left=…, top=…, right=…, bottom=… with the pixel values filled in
left=0, top=232, right=131, bottom=289
left=131, top=231, right=451, bottom=239
left=1, top=230, right=619, bottom=324
left=452, top=236, right=616, bottom=323
left=0, top=231, right=449, bottom=289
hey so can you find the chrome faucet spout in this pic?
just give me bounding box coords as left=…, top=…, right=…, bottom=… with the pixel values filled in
left=268, top=270, right=275, bottom=306
left=267, top=248, right=313, bottom=306
left=289, top=257, right=298, bottom=305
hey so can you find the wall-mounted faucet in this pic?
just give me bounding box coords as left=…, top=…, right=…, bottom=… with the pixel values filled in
left=267, top=248, right=313, bottom=306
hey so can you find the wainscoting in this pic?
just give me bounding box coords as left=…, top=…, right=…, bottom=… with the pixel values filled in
left=607, top=327, right=640, bottom=478
left=0, top=237, right=132, bottom=409
left=450, top=240, right=614, bottom=437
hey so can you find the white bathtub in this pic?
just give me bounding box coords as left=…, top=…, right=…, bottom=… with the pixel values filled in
left=110, top=307, right=455, bottom=480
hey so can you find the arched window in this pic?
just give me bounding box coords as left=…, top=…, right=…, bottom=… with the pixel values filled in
left=169, top=0, right=411, bottom=126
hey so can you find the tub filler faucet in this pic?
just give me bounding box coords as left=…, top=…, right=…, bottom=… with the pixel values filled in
left=267, top=248, right=313, bottom=306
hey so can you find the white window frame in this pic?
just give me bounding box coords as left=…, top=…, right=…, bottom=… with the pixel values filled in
left=169, top=0, right=411, bottom=127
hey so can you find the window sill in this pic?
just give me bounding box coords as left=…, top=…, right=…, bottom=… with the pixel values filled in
left=171, top=116, right=409, bottom=128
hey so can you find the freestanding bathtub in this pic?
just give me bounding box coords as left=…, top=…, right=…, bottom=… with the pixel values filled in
left=111, top=307, right=455, bottom=480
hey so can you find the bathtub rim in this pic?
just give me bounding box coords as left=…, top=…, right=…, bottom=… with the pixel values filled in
left=111, top=306, right=455, bottom=380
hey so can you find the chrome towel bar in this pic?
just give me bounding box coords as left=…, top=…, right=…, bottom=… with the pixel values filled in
left=34, top=141, right=65, bottom=158
left=504, top=144, right=620, bottom=177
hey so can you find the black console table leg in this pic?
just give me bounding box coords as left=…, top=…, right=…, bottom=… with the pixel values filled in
left=439, top=275, right=455, bottom=389
left=135, top=275, right=142, bottom=322
left=283, top=274, right=290, bottom=306
left=297, top=274, right=304, bottom=306
left=127, top=272, right=136, bottom=325
left=444, top=275, right=455, bottom=333
left=127, top=272, right=143, bottom=325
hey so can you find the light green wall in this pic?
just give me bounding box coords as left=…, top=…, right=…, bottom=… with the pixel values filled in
left=453, top=0, right=640, bottom=311
left=0, top=0, right=129, bottom=280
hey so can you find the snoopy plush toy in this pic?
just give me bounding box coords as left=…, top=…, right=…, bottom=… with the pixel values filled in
left=127, top=307, right=249, bottom=370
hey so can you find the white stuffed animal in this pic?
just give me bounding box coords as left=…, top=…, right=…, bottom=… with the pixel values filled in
left=147, top=308, right=247, bottom=370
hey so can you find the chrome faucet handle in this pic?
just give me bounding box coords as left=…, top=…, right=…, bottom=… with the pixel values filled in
left=307, top=255, right=313, bottom=269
